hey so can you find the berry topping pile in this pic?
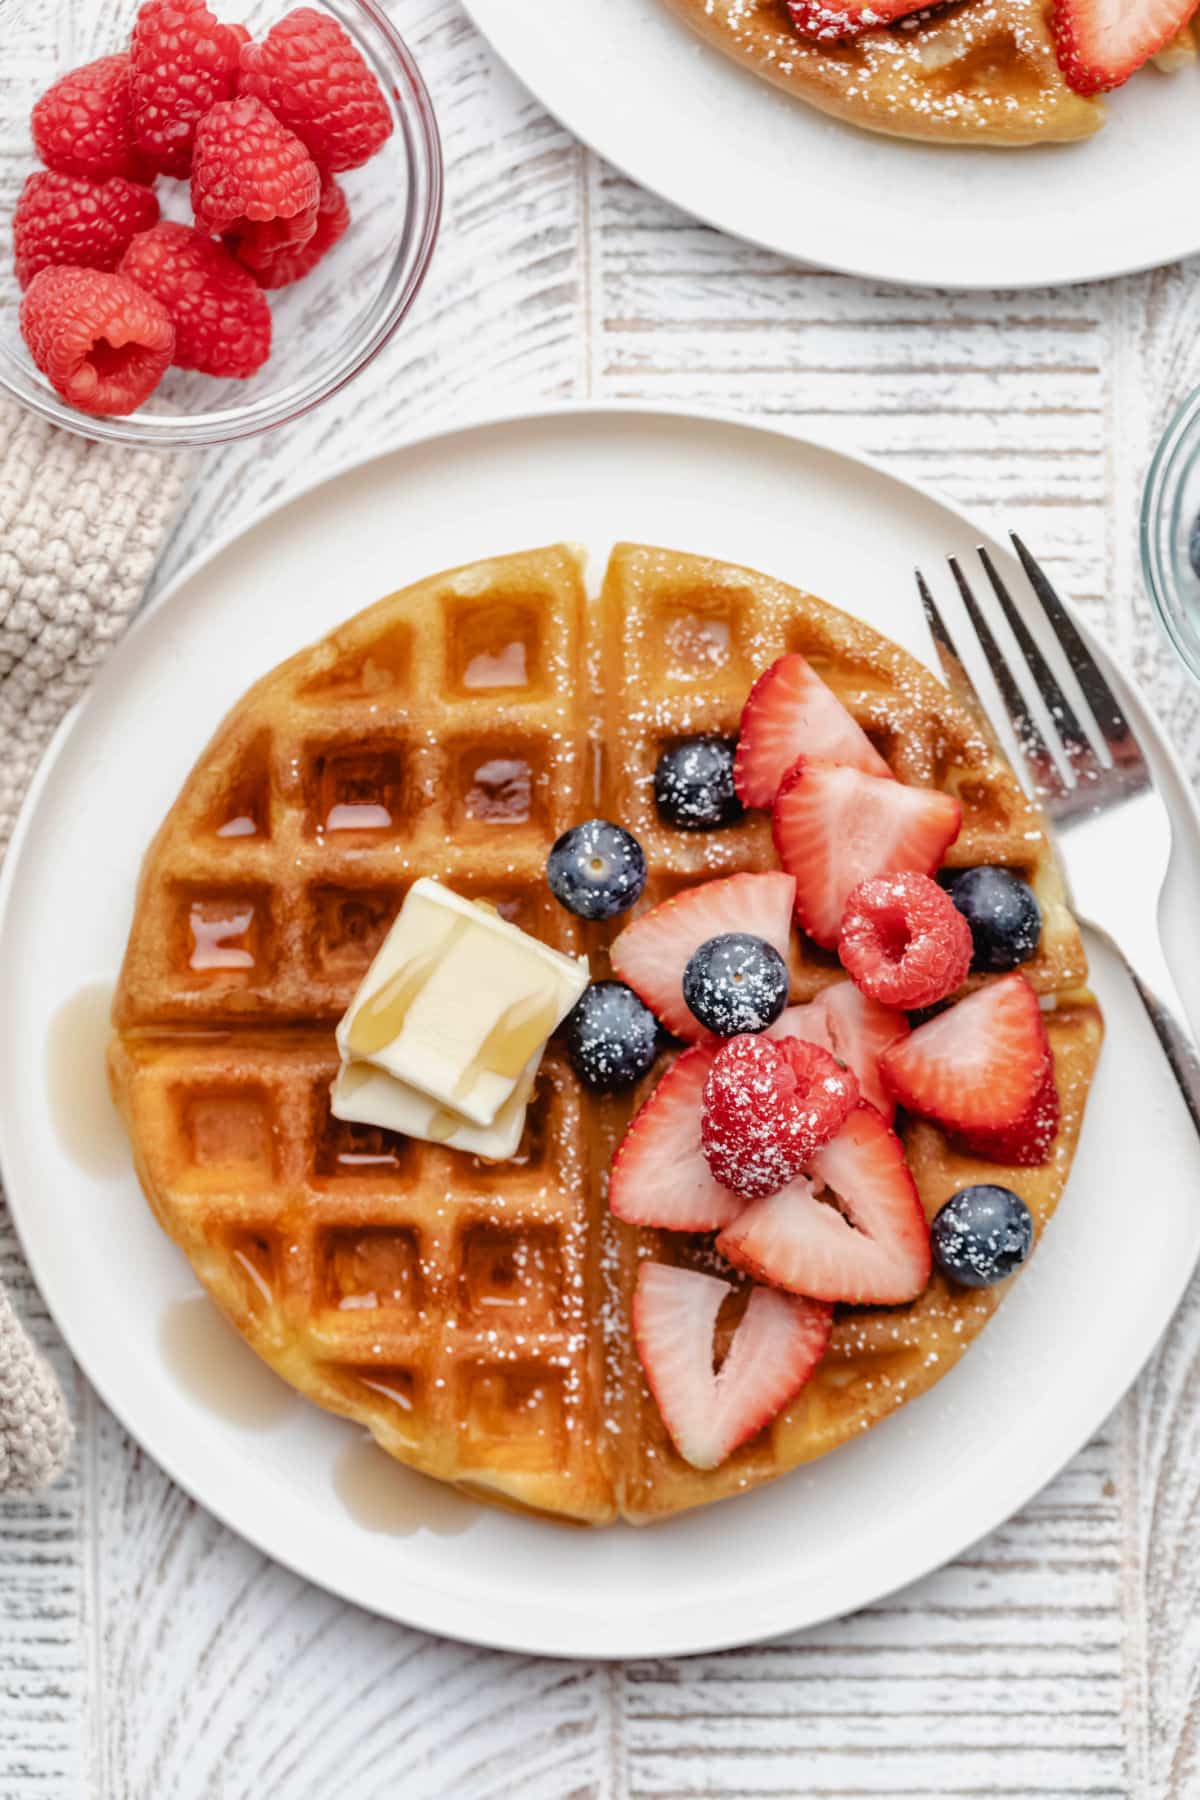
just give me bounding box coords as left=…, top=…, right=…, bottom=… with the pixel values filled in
left=654, top=736, right=743, bottom=831
left=682, top=933, right=789, bottom=1037
left=12, top=2, right=394, bottom=416
left=782, top=0, right=1193, bottom=106
left=580, top=640, right=1067, bottom=1471
left=701, top=1034, right=857, bottom=1199
left=547, top=818, right=647, bottom=921
left=838, top=871, right=972, bottom=1010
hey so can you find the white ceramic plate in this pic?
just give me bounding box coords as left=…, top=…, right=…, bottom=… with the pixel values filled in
left=4, top=404, right=1200, bottom=1660
left=461, top=0, right=1200, bottom=289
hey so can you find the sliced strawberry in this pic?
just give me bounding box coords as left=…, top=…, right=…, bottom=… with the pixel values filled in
left=610, top=1044, right=744, bottom=1230
left=633, top=1261, right=832, bottom=1470
left=734, top=652, right=890, bottom=809
left=773, top=760, right=962, bottom=949
left=768, top=981, right=909, bottom=1124
left=953, top=1060, right=1061, bottom=1167
left=610, top=871, right=796, bottom=1043
left=717, top=1103, right=931, bottom=1306
left=1052, top=0, right=1195, bottom=95
left=881, top=972, right=1050, bottom=1135
left=787, top=0, right=930, bottom=42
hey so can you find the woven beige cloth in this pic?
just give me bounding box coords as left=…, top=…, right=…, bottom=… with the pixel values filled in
left=0, top=396, right=188, bottom=1492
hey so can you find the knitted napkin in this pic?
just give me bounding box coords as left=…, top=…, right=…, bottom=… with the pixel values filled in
left=0, top=396, right=188, bottom=1491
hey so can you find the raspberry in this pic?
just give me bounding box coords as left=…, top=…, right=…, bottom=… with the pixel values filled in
left=952, top=1061, right=1060, bottom=1167
left=119, top=222, right=270, bottom=379
left=701, top=1034, right=858, bottom=1199
left=190, top=95, right=320, bottom=239
left=238, top=7, right=393, bottom=173
left=838, top=871, right=972, bottom=1010
left=223, top=195, right=318, bottom=279
left=13, top=170, right=160, bottom=290
left=232, top=171, right=348, bottom=287
left=130, top=0, right=242, bottom=178
left=31, top=54, right=149, bottom=183
left=20, top=265, right=174, bottom=416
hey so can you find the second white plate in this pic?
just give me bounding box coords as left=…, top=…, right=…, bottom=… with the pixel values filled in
left=462, top=0, right=1200, bottom=288
left=3, top=403, right=1199, bottom=1659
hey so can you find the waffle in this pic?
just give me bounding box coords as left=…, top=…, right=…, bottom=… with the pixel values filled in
left=661, top=0, right=1196, bottom=147
left=109, top=543, right=1102, bottom=1526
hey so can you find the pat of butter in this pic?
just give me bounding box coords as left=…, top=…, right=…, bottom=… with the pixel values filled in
left=336, top=878, right=588, bottom=1127
left=331, top=1055, right=538, bottom=1162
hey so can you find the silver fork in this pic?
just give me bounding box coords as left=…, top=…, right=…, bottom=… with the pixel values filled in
left=916, top=534, right=1200, bottom=1135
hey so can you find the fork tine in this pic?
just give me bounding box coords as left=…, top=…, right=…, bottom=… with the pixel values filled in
left=1009, top=533, right=1141, bottom=770
left=946, top=555, right=1066, bottom=798
left=976, top=545, right=1098, bottom=777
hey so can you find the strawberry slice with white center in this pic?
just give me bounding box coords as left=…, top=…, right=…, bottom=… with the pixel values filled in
left=633, top=1261, right=832, bottom=1470
left=1052, top=0, right=1196, bottom=95
left=734, top=652, right=890, bottom=809
left=772, top=759, right=961, bottom=949
left=610, top=870, right=796, bottom=1043
left=787, top=0, right=931, bottom=43
left=770, top=980, right=910, bottom=1123
left=880, top=972, right=1050, bottom=1135
left=717, top=1103, right=931, bottom=1305
left=610, top=1043, right=745, bottom=1231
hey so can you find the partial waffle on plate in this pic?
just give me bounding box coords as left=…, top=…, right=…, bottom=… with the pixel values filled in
left=661, top=0, right=1196, bottom=147
left=109, top=542, right=1102, bottom=1526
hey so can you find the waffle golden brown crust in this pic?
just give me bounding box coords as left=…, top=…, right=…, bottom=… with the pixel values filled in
left=661, top=0, right=1146, bottom=146
left=109, top=543, right=1102, bottom=1526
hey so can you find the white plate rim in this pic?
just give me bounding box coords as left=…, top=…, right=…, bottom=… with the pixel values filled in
left=459, top=0, right=1200, bottom=290
left=3, top=398, right=1198, bottom=1660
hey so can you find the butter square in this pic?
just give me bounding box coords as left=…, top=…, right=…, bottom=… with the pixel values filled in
left=336, top=879, right=588, bottom=1127
left=330, top=1054, right=538, bottom=1162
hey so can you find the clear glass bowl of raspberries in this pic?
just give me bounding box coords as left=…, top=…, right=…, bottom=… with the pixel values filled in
left=0, top=0, right=441, bottom=445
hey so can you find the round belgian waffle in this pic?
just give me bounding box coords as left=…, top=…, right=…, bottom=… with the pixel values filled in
left=661, top=0, right=1197, bottom=147
left=108, top=543, right=1102, bottom=1525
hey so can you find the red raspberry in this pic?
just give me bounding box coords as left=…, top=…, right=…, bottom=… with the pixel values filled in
left=701, top=1034, right=858, bottom=1200
left=120, top=222, right=271, bottom=379
left=20, top=265, right=174, bottom=416
left=231, top=171, right=348, bottom=287
left=13, top=170, right=160, bottom=290
left=238, top=7, right=393, bottom=173
left=129, top=0, right=242, bottom=179
left=838, top=871, right=972, bottom=1011
left=31, top=54, right=149, bottom=184
left=191, top=95, right=320, bottom=241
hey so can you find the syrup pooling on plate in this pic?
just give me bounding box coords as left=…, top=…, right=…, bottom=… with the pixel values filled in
left=46, top=981, right=127, bottom=1177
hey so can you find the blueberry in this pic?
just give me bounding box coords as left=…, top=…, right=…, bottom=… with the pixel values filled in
left=654, top=736, right=743, bottom=831
left=547, top=818, right=646, bottom=921
left=682, top=933, right=789, bottom=1036
left=931, top=1185, right=1034, bottom=1289
left=563, top=980, right=659, bottom=1093
left=944, top=866, right=1041, bottom=972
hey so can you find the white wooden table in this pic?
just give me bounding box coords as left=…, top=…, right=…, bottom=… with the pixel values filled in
left=5, top=6, right=1200, bottom=1795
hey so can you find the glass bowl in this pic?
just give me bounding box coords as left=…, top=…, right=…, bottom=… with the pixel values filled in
left=0, top=0, right=441, bottom=448
left=1141, top=383, right=1200, bottom=683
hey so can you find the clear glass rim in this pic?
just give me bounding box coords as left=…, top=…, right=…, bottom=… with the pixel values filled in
left=0, top=0, right=443, bottom=451
left=1140, top=381, right=1200, bottom=685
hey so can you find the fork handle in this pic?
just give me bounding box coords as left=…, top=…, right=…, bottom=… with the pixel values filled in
left=1122, top=938, right=1200, bottom=1137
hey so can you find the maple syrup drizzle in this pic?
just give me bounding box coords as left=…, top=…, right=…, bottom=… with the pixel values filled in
left=46, top=981, right=127, bottom=1177
left=158, top=1296, right=295, bottom=1426
left=189, top=903, right=255, bottom=971
left=333, top=1435, right=478, bottom=1537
